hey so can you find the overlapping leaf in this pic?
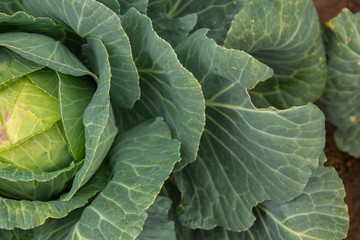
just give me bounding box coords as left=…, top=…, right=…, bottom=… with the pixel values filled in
left=224, top=0, right=326, bottom=109
left=65, top=118, right=180, bottom=240
left=0, top=11, right=65, bottom=40
left=0, top=30, right=117, bottom=200
left=148, top=0, right=243, bottom=44
left=176, top=154, right=349, bottom=240
left=58, top=73, right=96, bottom=161
left=23, top=0, right=140, bottom=108
left=117, top=8, right=205, bottom=170
left=118, top=0, right=148, bottom=14
left=96, top=0, right=120, bottom=13
left=0, top=0, right=25, bottom=14
left=174, top=29, right=325, bottom=231
left=62, top=38, right=117, bottom=200
left=0, top=164, right=109, bottom=230
left=0, top=161, right=82, bottom=200
left=0, top=47, right=42, bottom=86
left=0, top=32, right=93, bottom=78
left=137, top=196, right=176, bottom=240
left=147, top=0, right=197, bottom=47
left=318, top=8, right=360, bottom=156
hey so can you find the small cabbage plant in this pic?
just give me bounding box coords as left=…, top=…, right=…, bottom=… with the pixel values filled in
left=0, top=0, right=350, bottom=239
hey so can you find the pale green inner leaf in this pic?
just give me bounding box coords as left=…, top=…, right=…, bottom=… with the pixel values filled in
left=58, top=73, right=96, bottom=161
left=0, top=32, right=95, bottom=79
left=0, top=76, right=60, bottom=150
left=0, top=47, right=42, bottom=86
left=0, top=122, right=73, bottom=172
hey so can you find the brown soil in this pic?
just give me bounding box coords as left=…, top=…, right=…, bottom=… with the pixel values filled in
left=313, top=0, right=360, bottom=24
left=324, top=123, right=360, bottom=240
left=313, top=2, right=360, bottom=239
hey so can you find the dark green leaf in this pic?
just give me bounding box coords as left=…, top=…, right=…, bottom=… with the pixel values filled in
left=0, top=0, right=25, bottom=15
left=118, top=0, right=148, bottom=14
left=30, top=208, right=83, bottom=240
left=152, top=0, right=243, bottom=44
left=177, top=154, right=349, bottom=240
left=174, top=29, right=325, bottom=231
left=0, top=11, right=65, bottom=40
left=147, top=0, right=197, bottom=47
left=24, top=0, right=140, bottom=108
left=225, top=0, right=326, bottom=109
left=65, top=118, right=180, bottom=240
left=0, top=161, right=82, bottom=200
left=118, top=8, right=205, bottom=171
left=0, top=163, right=109, bottom=230
left=318, top=8, right=360, bottom=156
left=96, top=0, right=120, bottom=14
left=137, top=196, right=176, bottom=240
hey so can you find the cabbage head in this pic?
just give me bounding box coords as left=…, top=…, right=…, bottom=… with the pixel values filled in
left=0, top=0, right=350, bottom=240
left=0, top=0, right=205, bottom=238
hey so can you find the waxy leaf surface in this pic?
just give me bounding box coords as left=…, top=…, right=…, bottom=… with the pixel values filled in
left=24, top=0, right=140, bottom=108
left=62, top=38, right=117, bottom=200
left=118, top=0, right=148, bottom=14
left=225, top=0, right=326, bottom=109
left=65, top=118, right=180, bottom=240
left=147, top=0, right=197, bottom=47
left=117, top=8, right=205, bottom=171
left=0, top=11, right=65, bottom=40
left=177, top=154, right=349, bottom=240
left=0, top=164, right=109, bottom=230
left=0, top=0, right=25, bottom=14
left=318, top=9, right=360, bottom=156
left=174, top=29, right=325, bottom=231
left=137, top=196, right=176, bottom=240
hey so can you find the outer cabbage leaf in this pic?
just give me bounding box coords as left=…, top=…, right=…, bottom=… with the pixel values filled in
left=0, top=47, right=42, bottom=86
left=0, top=0, right=25, bottom=14
left=225, top=0, right=326, bottom=109
left=0, top=163, right=110, bottom=230
left=137, top=196, right=176, bottom=240
left=0, top=32, right=94, bottom=78
left=64, top=118, right=180, bottom=240
left=118, top=0, right=148, bottom=14
left=96, top=0, right=120, bottom=13
left=23, top=0, right=140, bottom=108
left=30, top=209, right=83, bottom=240
left=147, top=0, right=197, bottom=47
left=0, top=161, right=82, bottom=200
left=0, top=228, right=33, bottom=240
left=174, top=29, right=325, bottom=231
left=148, top=0, right=243, bottom=44
left=0, top=208, right=82, bottom=240
left=0, top=11, right=65, bottom=40
left=117, top=8, right=205, bottom=171
left=62, top=38, right=117, bottom=200
left=318, top=8, right=360, bottom=156
left=176, top=154, right=349, bottom=240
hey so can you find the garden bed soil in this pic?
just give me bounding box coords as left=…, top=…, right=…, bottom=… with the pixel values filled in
left=313, top=1, right=360, bottom=239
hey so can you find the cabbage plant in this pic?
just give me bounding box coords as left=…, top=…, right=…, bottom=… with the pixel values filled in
left=318, top=8, right=360, bottom=157
left=0, top=0, right=350, bottom=239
